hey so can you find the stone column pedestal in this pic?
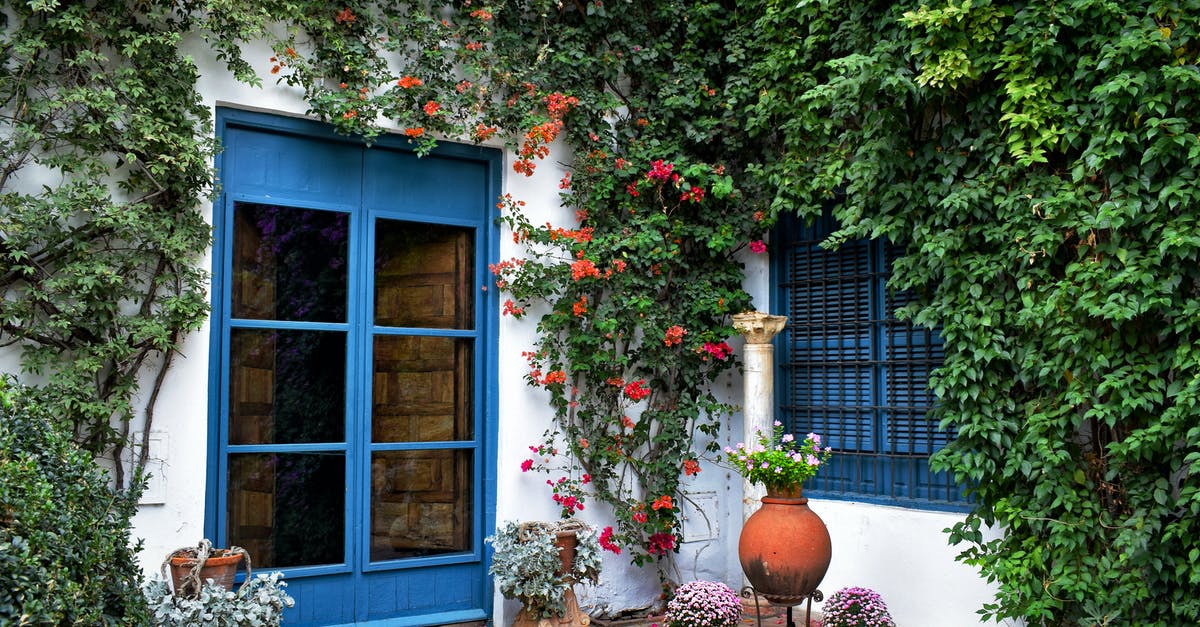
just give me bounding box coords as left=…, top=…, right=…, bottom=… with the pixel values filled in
left=732, top=311, right=788, bottom=521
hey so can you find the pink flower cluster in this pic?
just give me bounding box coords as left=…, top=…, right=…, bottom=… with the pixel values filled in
left=599, top=526, right=621, bottom=554
left=700, top=341, right=732, bottom=360
left=646, top=159, right=679, bottom=183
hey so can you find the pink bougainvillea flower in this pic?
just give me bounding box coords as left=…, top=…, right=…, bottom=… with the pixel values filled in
left=749, top=240, right=768, bottom=254
left=599, top=526, right=621, bottom=554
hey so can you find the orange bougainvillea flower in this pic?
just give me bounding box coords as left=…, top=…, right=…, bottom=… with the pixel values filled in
left=397, top=75, right=423, bottom=89
left=404, top=127, right=425, bottom=137
left=651, top=494, right=674, bottom=510
left=683, top=459, right=701, bottom=476
left=423, top=100, right=441, bottom=116
left=335, top=7, right=355, bottom=23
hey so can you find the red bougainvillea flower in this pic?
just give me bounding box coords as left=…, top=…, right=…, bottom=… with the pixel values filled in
left=334, top=7, right=355, bottom=23
left=684, top=459, right=701, bottom=476
left=572, top=295, right=588, bottom=317
left=599, top=526, right=621, bottom=554
left=502, top=299, right=525, bottom=317
left=680, top=186, right=705, bottom=203
left=423, top=100, right=441, bottom=116
left=633, top=511, right=648, bottom=523
left=623, top=379, right=650, bottom=401
left=626, top=182, right=640, bottom=197
left=749, top=240, right=768, bottom=254
left=647, top=532, right=676, bottom=555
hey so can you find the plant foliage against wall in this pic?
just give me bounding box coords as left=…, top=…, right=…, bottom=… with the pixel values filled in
left=2, top=0, right=1199, bottom=623
left=742, top=2, right=1200, bottom=624
left=0, top=1, right=235, bottom=485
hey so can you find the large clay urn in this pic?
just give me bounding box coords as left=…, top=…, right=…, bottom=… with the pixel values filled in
left=738, top=485, right=832, bottom=605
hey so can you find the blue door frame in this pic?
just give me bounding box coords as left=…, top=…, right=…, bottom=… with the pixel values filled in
left=206, top=108, right=501, bottom=625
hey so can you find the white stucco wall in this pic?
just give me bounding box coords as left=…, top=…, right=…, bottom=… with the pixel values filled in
left=2, top=31, right=1004, bottom=627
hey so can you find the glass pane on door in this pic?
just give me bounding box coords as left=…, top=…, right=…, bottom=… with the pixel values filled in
left=372, top=335, right=473, bottom=443
left=374, top=220, right=474, bottom=329
left=369, top=450, right=473, bottom=561
left=228, top=452, right=346, bottom=568
left=229, top=329, right=346, bottom=445
left=232, top=203, right=348, bottom=322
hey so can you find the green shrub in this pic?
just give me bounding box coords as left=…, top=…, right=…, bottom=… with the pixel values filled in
left=0, top=379, right=151, bottom=625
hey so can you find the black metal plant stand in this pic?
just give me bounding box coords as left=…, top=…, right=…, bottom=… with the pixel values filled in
left=741, top=586, right=824, bottom=627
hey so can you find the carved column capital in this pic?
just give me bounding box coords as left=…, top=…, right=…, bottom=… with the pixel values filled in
left=733, top=311, right=788, bottom=345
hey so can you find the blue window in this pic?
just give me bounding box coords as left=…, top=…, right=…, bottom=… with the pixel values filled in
left=207, top=109, right=501, bottom=625
left=773, top=211, right=966, bottom=509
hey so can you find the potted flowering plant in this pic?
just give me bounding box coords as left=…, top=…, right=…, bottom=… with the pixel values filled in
left=664, top=580, right=743, bottom=627
left=724, top=420, right=831, bottom=495
left=726, top=420, right=834, bottom=606
left=821, top=586, right=896, bottom=627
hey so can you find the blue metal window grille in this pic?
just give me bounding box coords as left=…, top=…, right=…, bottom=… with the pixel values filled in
left=774, top=210, right=967, bottom=509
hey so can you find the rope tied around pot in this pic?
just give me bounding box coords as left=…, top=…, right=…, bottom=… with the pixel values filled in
left=161, top=538, right=252, bottom=598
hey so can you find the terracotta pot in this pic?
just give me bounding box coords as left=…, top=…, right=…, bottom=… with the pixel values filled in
left=169, top=549, right=244, bottom=594
left=738, top=485, right=831, bottom=605
left=554, top=530, right=579, bottom=577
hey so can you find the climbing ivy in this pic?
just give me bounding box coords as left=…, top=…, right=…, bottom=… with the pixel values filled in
left=744, top=1, right=1200, bottom=624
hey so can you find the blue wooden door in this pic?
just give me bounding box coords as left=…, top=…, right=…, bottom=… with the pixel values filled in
left=207, top=109, right=500, bottom=626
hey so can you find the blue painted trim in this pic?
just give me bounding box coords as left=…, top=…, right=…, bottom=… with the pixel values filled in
left=368, top=211, right=484, bottom=229
left=227, top=443, right=349, bottom=453
left=319, top=608, right=489, bottom=627
left=227, top=193, right=360, bottom=214
left=228, top=319, right=350, bottom=331
left=369, top=326, right=478, bottom=338
left=367, top=441, right=478, bottom=452
left=361, top=550, right=481, bottom=572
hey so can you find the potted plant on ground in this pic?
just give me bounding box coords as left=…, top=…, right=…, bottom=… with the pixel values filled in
left=143, top=539, right=294, bottom=626
left=821, top=586, right=896, bottom=627
left=724, top=422, right=833, bottom=605
left=486, top=518, right=602, bottom=626
left=664, top=580, right=743, bottom=627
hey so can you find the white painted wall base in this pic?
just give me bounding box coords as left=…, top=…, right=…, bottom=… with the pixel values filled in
left=809, top=499, right=1009, bottom=627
